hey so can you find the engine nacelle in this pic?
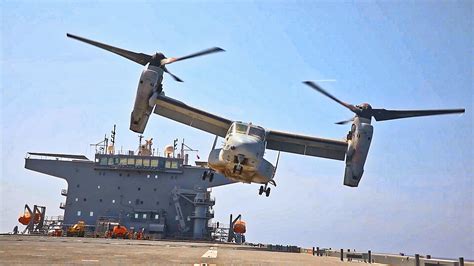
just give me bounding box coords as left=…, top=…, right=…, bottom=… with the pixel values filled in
left=344, top=122, right=373, bottom=187
left=130, top=67, right=163, bottom=133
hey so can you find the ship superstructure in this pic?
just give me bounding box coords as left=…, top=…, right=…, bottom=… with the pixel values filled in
left=24, top=135, right=234, bottom=240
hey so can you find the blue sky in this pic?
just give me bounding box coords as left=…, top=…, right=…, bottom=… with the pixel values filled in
left=1, top=0, right=472, bottom=259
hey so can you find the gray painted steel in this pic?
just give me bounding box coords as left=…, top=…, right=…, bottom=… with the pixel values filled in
left=25, top=153, right=234, bottom=239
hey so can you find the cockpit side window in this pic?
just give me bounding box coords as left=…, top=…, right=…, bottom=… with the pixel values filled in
left=248, top=126, right=265, bottom=139
left=227, top=124, right=235, bottom=136
left=235, top=123, right=248, bottom=134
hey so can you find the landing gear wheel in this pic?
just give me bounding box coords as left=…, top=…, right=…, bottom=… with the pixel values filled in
left=259, top=186, right=264, bottom=195
left=209, top=172, right=214, bottom=182
left=265, top=187, right=271, bottom=197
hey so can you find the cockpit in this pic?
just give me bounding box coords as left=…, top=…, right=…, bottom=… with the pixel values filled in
left=227, top=122, right=266, bottom=140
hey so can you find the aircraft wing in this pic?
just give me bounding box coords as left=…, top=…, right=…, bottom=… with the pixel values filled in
left=266, top=130, right=347, bottom=161
left=154, top=95, right=232, bottom=137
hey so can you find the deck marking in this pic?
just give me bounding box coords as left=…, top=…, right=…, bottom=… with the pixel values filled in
left=201, top=247, right=218, bottom=259
left=82, top=259, right=99, bottom=262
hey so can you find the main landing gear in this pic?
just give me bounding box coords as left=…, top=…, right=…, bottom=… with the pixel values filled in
left=202, top=170, right=214, bottom=182
left=258, top=180, right=276, bottom=197
left=259, top=184, right=271, bottom=197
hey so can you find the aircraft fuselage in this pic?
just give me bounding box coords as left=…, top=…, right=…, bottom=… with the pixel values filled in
left=207, top=122, right=275, bottom=184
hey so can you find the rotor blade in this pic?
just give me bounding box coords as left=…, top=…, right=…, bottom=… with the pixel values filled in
left=67, top=33, right=152, bottom=66
left=163, top=47, right=225, bottom=65
left=163, top=66, right=183, bottom=82
left=303, top=81, right=360, bottom=114
left=372, top=108, right=465, bottom=121
left=335, top=118, right=354, bottom=125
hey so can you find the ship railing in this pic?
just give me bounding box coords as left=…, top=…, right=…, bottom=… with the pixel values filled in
left=190, top=210, right=215, bottom=219
left=209, top=222, right=230, bottom=229
left=209, top=197, right=216, bottom=205
left=26, top=152, right=89, bottom=161
left=44, top=215, right=64, bottom=222
left=194, top=197, right=215, bottom=205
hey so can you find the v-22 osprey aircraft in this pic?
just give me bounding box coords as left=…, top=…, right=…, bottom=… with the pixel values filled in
left=67, top=33, right=465, bottom=197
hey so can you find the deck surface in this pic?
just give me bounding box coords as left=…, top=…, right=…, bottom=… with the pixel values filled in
left=0, top=235, right=374, bottom=265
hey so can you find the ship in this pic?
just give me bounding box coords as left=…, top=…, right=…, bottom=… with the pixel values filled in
left=24, top=128, right=234, bottom=240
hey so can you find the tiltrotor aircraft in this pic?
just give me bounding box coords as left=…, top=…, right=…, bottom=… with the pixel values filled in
left=66, top=33, right=224, bottom=133
left=66, top=33, right=465, bottom=197
left=151, top=83, right=464, bottom=197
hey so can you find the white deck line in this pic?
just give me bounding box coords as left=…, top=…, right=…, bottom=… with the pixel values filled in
left=201, top=247, right=218, bottom=259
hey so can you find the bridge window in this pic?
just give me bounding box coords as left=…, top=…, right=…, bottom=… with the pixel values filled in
left=143, top=159, right=150, bottom=167
left=150, top=159, right=159, bottom=167
left=99, top=157, right=108, bottom=165
left=127, top=158, right=135, bottom=165
left=119, top=158, right=127, bottom=166
left=108, top=158, right=114, bottom=165
left=249, top=126, right=265, bottom=139
left=135, top=159, right=143, bottom=167
left=165, top=160, right=179, bottom=169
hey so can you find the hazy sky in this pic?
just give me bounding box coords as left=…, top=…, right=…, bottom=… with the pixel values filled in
left=1, top=1, right=472, bottom=259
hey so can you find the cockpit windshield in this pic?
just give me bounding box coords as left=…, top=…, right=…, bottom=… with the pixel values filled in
left=248, top=126, right=265, bottom=139
left=235, top=123, right=248, bottom=134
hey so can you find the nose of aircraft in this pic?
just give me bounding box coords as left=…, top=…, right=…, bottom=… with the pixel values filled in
left=223, top=136, right=262, bottom=163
